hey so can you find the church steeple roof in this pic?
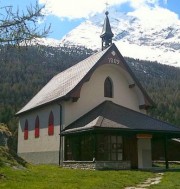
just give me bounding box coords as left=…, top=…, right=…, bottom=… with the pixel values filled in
left=100, top=11, right=114, bottom=50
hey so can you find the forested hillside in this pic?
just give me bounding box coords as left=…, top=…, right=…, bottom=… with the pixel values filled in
left=0, top=46, right=95, bottom=132
left=0, top=46, right=179, bottom=148
left=126, top=58, right=180, bottom=126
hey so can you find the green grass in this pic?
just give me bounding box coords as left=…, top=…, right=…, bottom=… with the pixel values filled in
left=153, top=162, right=180, bottom=169
left=0, top=163, right=180, bottom=189
left=149, top=171, right=180, bottom=189
left=150, top=162, right=180, bottom=189
left=0, top=147, right=27, bottom=167
left=0, top=165, right=154, bottom=189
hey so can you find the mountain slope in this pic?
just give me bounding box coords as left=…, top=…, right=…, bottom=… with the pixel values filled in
left=60, top=8, right=180, bottom=67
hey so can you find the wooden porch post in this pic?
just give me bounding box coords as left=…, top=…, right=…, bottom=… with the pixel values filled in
left=79, top=135, right=82, bottom=161
left=93, top=133, right=97, bottom=161
left=164, top=136, right=169, bottom=169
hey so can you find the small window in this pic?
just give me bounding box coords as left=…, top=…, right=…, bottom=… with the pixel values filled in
left=35, top=116, right=40, bottom=138
left=24, top=120, right=28, bottom=140
left=48, top=111, right=54, bottom=136
left=104, top=77, right=113, bottom=98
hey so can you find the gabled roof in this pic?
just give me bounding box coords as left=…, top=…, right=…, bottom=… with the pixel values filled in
left=62, top=101, right=180, bottom=137
left=16, top=46, right=111, bottom=115
left=16, top=43, right=154, bottom=115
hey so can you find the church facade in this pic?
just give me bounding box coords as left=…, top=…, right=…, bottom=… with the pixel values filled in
left=16, top=12, right=180, bottom=169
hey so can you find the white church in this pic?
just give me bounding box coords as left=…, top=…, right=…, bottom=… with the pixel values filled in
left=16, top=11, right=180, bottom=170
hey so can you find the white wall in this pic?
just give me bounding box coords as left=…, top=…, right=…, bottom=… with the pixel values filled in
left=18, top=103, right=60, bottom=154
left=63, top=64, right=145, bottom=127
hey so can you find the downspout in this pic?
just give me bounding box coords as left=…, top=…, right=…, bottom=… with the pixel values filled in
left=58, top=104, right=63, bottom=166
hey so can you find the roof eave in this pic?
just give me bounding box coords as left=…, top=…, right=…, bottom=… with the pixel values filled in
left=61, top=126, right=180, bottom=138
left=16, top=95, right=68, bottom=116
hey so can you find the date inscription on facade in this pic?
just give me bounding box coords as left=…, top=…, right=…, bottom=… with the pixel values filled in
left=108, top=57, right=120, bottom=65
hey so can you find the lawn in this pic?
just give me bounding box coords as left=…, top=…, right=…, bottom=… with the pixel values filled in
left=149, top=170, right=180, bottom=189
left=0, top=165, right=154, bottom=189
left=0, top=164, right=180, bottom=189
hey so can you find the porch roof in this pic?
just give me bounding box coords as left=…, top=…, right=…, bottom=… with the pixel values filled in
left=61, top=101, right=180, bottom=137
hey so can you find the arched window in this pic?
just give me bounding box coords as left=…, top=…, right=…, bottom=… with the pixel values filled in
left=104, top=77, right=113, bottom=98
left=35, top=116, right=40, bottom=138
left=24, top=120, right=28, bottom=140
left=48, top=111, right=54, bottom=136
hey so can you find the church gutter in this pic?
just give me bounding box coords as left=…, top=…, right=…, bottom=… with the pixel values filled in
left=61, top=127, right=180, bottom=139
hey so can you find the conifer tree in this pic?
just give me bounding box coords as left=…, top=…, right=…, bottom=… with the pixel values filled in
left=0, top=1, right=50, bottom=47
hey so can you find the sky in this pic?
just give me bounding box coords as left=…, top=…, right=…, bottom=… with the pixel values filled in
left=1, top=0, right=180, bottom=40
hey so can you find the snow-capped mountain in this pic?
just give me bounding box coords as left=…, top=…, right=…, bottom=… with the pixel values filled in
left=59, top=8, right=180, bottom=67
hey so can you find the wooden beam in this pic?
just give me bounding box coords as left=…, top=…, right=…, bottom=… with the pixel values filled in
left=139, top=104, right=148, bottom=110
left=136, top=134, right=152, bottom=139
left=72, top=97, right=79, bottom=102
left=93, top=133, right=97, bottom=162
left=129, top=83, right=135, bottom=88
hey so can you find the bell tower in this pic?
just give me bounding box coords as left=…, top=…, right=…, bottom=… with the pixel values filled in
left=100, top=11, right=114, bottom=50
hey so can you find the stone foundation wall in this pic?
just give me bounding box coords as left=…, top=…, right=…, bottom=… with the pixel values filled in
left=63, top=161, right=95, bottom=169
left=63, top=161, right=131, bottom=170
left=95, top=161, right=131, bottom=170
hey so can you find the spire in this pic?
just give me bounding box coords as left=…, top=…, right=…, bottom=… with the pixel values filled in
left=100, top=11, right=114, bottom=50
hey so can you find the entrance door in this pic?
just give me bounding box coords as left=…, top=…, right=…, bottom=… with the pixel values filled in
left=137, top=138, right=152, bottom=169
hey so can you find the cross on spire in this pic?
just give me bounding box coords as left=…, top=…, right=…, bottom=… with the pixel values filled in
left=105, top=1, right=109, bottom=11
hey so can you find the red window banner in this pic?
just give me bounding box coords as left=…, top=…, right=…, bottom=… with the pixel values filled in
left=35, top=116, right=40, bottom=138
left=24, top=120, right=28, bottom=140
left=48, top=111, right=54, bottom=136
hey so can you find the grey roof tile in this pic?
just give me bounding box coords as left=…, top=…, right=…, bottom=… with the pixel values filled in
left=17, top=47, right=111, bottom=115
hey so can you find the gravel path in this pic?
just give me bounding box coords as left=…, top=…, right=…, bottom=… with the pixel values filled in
left=124, top=172, right=164, bottom=189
